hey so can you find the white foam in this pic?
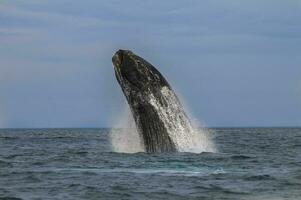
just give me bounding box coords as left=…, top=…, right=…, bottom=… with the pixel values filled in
left=44, top=167, right=225, bottom=177
left=109, top=107, right=144, bottom=153
left=110, top=86, right=216, bottom=153
left=148, top=86, right=216, bottom=153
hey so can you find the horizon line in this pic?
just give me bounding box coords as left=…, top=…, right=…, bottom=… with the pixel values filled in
left=0, top=126, right=300, bottom=130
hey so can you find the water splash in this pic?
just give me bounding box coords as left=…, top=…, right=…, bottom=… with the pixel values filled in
left=110, top=86, right=216, bottom=153
left=110, top=107, right=144, bottom=153
left=148, top=86, right=216, bottom=153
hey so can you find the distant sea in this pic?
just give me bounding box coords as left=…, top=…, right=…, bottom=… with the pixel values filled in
left=0, top=128, right=300, bottom=200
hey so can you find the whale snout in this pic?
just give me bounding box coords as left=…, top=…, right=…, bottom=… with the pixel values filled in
left=112, top=49, right=134, bottom=69
left=112, top=49, right=157, bottom=90
left=112, top=50, right=124, bottom=68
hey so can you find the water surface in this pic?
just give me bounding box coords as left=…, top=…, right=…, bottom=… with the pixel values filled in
left=0, top=128, right=300, bottom=200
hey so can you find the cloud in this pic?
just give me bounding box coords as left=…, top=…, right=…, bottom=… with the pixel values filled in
left=0, top=3, right=101, bottom=27
left=0, top=0, right=301, bottom=127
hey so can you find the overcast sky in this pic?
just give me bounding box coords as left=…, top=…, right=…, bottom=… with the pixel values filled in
left=0, top=0, right=301, bottom=128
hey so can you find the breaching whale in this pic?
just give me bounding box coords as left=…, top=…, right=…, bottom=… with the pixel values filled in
left=112, top=50, right=193, bottom=152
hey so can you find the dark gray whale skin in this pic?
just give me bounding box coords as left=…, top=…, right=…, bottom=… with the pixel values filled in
left=112, top=49, right=177, bottom=152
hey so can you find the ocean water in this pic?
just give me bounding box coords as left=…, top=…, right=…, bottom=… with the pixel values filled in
left=0, top=128, right=300, bottom=200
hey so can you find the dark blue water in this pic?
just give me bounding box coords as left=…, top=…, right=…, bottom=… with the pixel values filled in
left=0, top=128, right=300, bottom=200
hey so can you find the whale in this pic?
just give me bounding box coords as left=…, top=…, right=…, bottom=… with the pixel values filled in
left=112, top=50, right=193, bottom=152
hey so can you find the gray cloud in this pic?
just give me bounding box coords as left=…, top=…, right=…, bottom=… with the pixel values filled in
left=0, top=0, right=300, bottom=127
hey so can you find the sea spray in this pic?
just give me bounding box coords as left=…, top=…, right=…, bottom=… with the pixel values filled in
left=110, top=107, right=144, bottom=153
left=110, top=87, right=216, bottom=153
left=148, top=86, right=216, bottom=153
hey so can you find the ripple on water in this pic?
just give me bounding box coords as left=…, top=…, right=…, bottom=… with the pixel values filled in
left=0, top=128, right=300, bottom=200
left=244, top=174, right=276, bottom=181
left=230, top=155, right=253, bottom=160
left=0, top=160, right=12, bottom=168
left=0, top=197, right=23, bottom=200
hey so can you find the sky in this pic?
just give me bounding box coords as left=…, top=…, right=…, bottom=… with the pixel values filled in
left=0, top=0, right=301, bottom=128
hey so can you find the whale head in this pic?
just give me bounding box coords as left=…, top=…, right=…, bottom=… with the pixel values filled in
left=112, top=49, right=169, bottom=97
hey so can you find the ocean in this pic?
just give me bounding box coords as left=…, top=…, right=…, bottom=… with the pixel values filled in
left=0, top=128, right=300, bottom=200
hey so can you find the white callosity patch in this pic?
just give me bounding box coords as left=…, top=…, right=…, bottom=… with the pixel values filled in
left=149, top=86, right=216, bottom=153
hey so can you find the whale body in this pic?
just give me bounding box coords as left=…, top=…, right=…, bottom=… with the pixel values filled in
left=112, top=50, right=193, bottom=152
